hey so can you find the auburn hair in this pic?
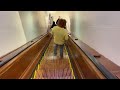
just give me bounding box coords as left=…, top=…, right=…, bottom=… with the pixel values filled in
left=57, top=19, right=66, bottom=28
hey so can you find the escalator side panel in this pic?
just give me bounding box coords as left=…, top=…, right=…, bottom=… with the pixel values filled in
left=0, top=34, right=52, bottom=79
left=66, top=38, right=105, bottom=79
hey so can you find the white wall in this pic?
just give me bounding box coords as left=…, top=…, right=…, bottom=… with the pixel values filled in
left=0, top=11, right=26, bottom=57
left=37, top=11, right=48, bottom=32
left=0, top=11, right=48, bottom=57
left=71, top=11, right=120, bottom=66
left=49, top=11, right=71, bottom=33
left=19, top=11, right=48, bottom=42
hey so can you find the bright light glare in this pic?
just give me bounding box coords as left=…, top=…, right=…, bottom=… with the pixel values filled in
left=48, top=11, right=56, bottom=14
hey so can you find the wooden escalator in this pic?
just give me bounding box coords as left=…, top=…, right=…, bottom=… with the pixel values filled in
left=32, top=39, right=75, bottom=79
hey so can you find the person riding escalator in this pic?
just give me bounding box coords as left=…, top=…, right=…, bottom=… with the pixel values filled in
left=50, top=19, right=68, bottom=59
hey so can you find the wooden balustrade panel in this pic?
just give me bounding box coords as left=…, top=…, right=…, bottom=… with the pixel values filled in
left=0, top=34, right=51, bottom=79
left=66, top=38, right=105, bottom=79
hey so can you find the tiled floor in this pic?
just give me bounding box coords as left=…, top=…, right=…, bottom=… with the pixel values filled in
left=33, top=39, right=75, bottom=79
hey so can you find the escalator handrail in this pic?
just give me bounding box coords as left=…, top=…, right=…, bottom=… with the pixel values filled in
left=69, top=35, right=118, bottom=79
left=0, top=33, right=47, bottom=67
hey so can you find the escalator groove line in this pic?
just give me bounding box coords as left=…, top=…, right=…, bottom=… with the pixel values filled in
left=36, top=70, right=41, bottom=79
left=32, top=40, right=51, bottom=79
left=65, top=46, right=75, bottom=79
left=67, top=43, right=85, bottom=79
left=33, top=70, right=36, bottom=79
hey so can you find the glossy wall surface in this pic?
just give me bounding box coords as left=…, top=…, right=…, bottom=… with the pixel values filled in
left=0, top=11, right=27, bottom=57
left=70, top=11, right=120, bottom=66
left=0, top=11, right=48, bottom=57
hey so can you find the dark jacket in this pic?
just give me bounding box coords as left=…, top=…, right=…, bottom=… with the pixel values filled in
left=50, top=21, right=56, bottom=29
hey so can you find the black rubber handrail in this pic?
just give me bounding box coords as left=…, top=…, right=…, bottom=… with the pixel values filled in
left=0, top=33, right=47, bottom=67
left=69, top=35, right=118, bottom=79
